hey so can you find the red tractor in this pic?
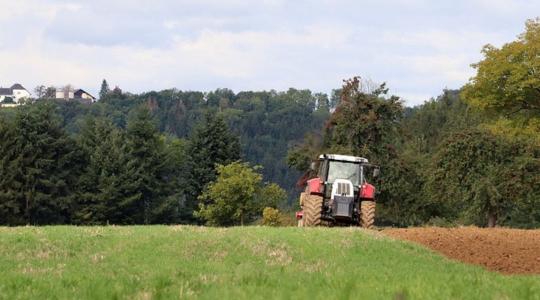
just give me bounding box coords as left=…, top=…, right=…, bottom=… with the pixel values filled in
left=297, top=154, right=379, bottom=228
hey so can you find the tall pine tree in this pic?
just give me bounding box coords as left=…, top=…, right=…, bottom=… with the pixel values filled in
left=153, top=136, right=189, bottom=224
left=0, top=103, right=82, bottom=224
left=121, top=106, right=167, bottom=224
left=99, top=79, right=110, bottom=100
left=75, top=113, right=187, bottom=225
left=74, top=117, right=127, bottom=224
left=0, top=117, right=21, bottom=224
left=185, top=112, right=240, bottom=221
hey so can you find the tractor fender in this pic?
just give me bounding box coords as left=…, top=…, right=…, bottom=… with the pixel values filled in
left=307, top=177, right=323, bottom=194
left=360, top=183, right=376, bottom=200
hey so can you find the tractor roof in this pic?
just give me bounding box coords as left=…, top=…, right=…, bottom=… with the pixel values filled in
left=319, top=154, right=368, bottom=163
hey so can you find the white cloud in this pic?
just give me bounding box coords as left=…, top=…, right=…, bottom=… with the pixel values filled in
left=469, top=0, right=521, bottom=14
left=0, top=0, right=79, bottom=21
left=1, top=0, right=538, bottom=105
left=380, top=30, right=504, bottom=52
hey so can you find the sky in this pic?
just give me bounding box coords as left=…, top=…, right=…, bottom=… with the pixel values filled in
left=0, top=0, right=538, bottom=106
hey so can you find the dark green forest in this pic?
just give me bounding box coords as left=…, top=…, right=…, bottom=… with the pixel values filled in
left=0, top=88, right=330, bottom=225
left=0, top=19, right=538, bottom=228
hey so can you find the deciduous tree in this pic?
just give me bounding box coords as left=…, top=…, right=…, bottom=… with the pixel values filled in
left=197, top=162, right=285, bottom=226
left=427, top=129, right=539, bottom=227
left=462, top=18, right=540, bottom=129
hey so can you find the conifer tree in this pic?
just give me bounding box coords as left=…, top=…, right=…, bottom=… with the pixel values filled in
left=153, top=136, right=189, bottom=224
left=0, top=103, right=82, bottom=224
left=122, top=107, right=167, bottom=224
left=75, top=117, right=127, bottom=224
left=99, top=79, right=110, bottom=100
left=185, top=113, right=241, bottom=221
left=0, top=118, right=22, bottom=224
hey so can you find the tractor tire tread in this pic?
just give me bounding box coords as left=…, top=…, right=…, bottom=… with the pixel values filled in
left=303, top=195, right=323, bottom=226
left=361, top=201, right=376, bottom=229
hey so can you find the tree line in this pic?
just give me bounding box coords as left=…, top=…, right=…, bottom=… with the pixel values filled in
left=0, top=83, right=333, bottom=225
left=289, top=19, right=539, bottom=228
left=46, top=86, right=332, bottom=202
left=0, top=18, right=537, bottom=228
left=0, top=101, right=290, bottom=225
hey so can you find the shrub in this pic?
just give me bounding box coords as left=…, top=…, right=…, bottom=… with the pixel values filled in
left=262, top=207, right=281, bottom=226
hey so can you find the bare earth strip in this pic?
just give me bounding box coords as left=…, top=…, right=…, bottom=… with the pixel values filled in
left=382, top=227, right=540, bottom=275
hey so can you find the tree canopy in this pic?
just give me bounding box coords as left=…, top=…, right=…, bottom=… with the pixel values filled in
left=197, top=161, right=287, bottom=226
left=462, top=18, right=540, bottom=133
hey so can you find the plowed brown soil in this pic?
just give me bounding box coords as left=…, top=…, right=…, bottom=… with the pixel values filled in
left=383, top=227, right=540, bottom=275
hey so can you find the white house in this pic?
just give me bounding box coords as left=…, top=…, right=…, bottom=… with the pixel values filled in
left=0, top=83, right=31, bottom=106
left=55, top=86, right=75, bottom=100
left=53, top=86, right=96, bottom=103
left=74, top=89, right=96, bottom=102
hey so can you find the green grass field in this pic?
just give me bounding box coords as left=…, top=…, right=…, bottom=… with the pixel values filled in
left=0, top=226, right=538, bottom=300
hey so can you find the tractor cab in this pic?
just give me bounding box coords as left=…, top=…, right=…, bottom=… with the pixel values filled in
left=315, top=154, right=369, bottom=199
left=299, top=154, right=379, bottom=228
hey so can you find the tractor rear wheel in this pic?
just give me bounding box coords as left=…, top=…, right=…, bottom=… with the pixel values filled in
left=360, top=201, right=375, bottom=229
left=303, top=195, right=323, bottom=226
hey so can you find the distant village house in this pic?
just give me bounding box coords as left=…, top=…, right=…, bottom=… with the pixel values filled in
left=52, top=86, right=96, bottom=103
left=0, top=84, right=31, bottom=107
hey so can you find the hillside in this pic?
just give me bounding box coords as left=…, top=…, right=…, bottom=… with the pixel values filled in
left=1, top=226, right=538, bottom=299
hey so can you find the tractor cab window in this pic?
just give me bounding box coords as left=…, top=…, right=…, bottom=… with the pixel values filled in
left=326, top=161, right=361, bottom=186
left=317, top=159, right=328, bottom=179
